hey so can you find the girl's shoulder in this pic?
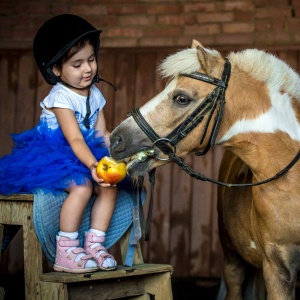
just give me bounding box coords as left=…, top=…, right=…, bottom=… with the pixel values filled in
left=42, top=84, right=83, bottom=110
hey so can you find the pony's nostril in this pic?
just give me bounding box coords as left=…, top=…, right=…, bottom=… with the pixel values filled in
left=111, top=135, right=125, bottom=153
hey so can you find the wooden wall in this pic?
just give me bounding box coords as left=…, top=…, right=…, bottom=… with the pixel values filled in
left=1, top=46, right=300, bottom=279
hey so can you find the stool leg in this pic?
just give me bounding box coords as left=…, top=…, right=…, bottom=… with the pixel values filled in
left=144, top=272, right=173, bottom=300
left=0, top=200, right=43, bottom=300
left=22, top=203, right=43, bottom=299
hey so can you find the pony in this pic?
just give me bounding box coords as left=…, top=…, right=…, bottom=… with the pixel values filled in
left=110, top=40, right=300, bottom=299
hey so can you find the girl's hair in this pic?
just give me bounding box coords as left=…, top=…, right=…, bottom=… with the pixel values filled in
left=54, top=38, right=94, bottom=71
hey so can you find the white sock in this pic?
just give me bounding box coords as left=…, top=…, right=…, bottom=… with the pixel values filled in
left=58, top=231, right=97, bottom=269
left=88, top=229, right=116, bottom=268
left=89, top=229, right=105, bottom=236
left=58, top=231, right=78, bottom=240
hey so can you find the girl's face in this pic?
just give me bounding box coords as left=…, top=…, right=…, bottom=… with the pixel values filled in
left=53, top=43, right=97, bottom=95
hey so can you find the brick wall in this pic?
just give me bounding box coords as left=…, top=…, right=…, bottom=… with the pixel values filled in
left=1, top=0, right=300, bottom=50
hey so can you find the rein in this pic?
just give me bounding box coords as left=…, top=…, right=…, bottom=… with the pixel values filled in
left=129, top=59, right=300, bottom=239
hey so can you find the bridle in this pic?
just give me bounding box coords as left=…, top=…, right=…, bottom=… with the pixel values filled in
left=129, top=59, right=300, bottom=188
left=128, top=59, right=300, bottom=240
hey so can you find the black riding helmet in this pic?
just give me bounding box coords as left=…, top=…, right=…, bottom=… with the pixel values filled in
left=33, top=14, right=101, bottom=85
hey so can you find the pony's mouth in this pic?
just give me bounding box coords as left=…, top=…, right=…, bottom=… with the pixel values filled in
left=123, top=149, right=155, bottom=174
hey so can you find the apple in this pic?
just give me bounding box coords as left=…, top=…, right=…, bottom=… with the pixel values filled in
left=96, top=156, right=126, bottom=185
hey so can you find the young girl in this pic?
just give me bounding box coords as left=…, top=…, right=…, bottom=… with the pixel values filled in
left=0, top=14, right=119, bottom=273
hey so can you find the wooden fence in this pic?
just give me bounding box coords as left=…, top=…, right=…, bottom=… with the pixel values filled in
left=1, top=46, right=300, bottom=279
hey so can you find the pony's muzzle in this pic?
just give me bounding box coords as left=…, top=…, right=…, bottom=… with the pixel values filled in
left=110, top=135, right=125, bottom=153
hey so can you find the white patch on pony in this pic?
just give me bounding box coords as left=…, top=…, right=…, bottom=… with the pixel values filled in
left=158, top=47, right=219, bottom=79
left=219, top=49, right=300, bottom=143
left=219, top=90, right=300, bottom=143
left=250, top=240, right=256, bottom=249
left=140, top=79, right=178, bottom=115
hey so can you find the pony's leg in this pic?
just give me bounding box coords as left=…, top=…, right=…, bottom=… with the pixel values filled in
left=222, top=252, right=246, bottom=300
left=263, top=258, right=296, bottom=299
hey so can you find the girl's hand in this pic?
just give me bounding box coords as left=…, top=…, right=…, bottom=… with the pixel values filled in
left=90, top=161, right=116, bottom=187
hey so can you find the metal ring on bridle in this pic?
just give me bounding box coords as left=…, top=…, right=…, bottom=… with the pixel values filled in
left=152, top=138, right=176, bottom=161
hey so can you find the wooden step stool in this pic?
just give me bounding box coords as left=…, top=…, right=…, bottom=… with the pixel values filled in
left=0, top=194, right=173, bottom=299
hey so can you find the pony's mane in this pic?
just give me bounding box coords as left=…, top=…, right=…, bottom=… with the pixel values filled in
left=159, top=46, right=300, bottom=98
left=228, top=49, right=300, bottom=97
left=158, top=47, right=220, bottom=79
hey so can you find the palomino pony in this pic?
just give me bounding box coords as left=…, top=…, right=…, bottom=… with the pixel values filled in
left=110, top=40, right=300, bottom=299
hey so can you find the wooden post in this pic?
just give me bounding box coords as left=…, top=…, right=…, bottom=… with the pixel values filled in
left=0, top=194, right=43, bottom=299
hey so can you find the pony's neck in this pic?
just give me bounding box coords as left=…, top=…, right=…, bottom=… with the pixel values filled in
left=223, top=133, right=300, bottom=182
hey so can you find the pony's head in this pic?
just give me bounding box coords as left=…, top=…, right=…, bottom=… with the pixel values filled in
left=110, top=40, right=228, bottom=176
left=110, top=40, right=300, bottom=177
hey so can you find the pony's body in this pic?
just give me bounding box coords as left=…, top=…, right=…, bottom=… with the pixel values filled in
left=110, top=40, right=300, bottom=299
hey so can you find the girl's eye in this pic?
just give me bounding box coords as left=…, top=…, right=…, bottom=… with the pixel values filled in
left=73, top=64, right=81, bottom=68
left=173, top=93, right=191, bottom=105
left=89, top=57, right=95, bottom=62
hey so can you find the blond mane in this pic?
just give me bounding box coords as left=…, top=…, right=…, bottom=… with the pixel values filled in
left=228, top=49, right=300, bottom=98
left=159, top=46, right=300, bottom=100
left=158, top=47, right=220, bottom=79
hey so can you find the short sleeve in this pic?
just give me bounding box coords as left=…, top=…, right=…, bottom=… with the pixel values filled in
left=42, top=89, right=77, bottom=112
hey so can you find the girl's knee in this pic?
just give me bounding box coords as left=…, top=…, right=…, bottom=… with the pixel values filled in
left=68, top=181, right=93, bottom=198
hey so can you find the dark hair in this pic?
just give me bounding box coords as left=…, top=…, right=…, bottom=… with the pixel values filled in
left=53, top=38, right=94, bottom=72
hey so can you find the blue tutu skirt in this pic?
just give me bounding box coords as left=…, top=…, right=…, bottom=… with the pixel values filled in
left=0, top=120, right=109, bottom=195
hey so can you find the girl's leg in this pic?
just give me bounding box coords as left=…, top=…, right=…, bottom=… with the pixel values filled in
left=54, top=181, right=98, bottom=273
left=84, top=185, right=118, bottom=270
left=90, top=185, right=118, bottom=231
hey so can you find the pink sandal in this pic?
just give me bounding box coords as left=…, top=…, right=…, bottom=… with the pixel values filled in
left=84, top=231, right=117, bottom=271
left=54, top=236, right=98, bottom=273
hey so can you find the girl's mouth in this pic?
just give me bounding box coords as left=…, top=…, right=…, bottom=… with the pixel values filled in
left=83, top=75, right=92, bottom=82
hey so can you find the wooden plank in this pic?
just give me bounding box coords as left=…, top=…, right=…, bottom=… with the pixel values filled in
left=40, top=264, right=173, bottom=283
left=0, top=194, right=33, bottom=201
left=112, top=53, right=136, bottom=128
left=40, top=281, right=68, bottom=300
left=190, top=151, right=214, bottom=277
left=210, top=145, right=225, bottom=277
left=68, top=277, right=145, bottom=300
left=169, top=159, right=193, bottom=277
left=0, top=54, right=18, bottom=156
left=142, top=272, right=173, bottom=300
left=98, top=52, right=118, bottom=132
left=0, top=200, right=43, bottom=299
left=14, top=53, right=37, bottom=133
left=35, top=71, right=51, bottom=124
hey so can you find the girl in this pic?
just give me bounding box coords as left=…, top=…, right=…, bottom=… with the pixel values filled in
left=0, top=14, right=118, bottom=273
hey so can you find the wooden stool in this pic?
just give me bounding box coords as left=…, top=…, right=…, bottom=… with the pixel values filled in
left=0, top=194, right=173, bottom=299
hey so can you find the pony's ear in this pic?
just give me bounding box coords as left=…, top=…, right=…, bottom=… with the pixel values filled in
left=196, top=46, right=221, bottom=76
left=191, top=39, right=202, bottom=48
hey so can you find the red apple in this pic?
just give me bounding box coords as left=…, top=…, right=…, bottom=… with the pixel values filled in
left=96, top=156, right=126, bottom=185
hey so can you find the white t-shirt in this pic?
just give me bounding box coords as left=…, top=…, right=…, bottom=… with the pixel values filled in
left=40, top=83, right=106, bottom=130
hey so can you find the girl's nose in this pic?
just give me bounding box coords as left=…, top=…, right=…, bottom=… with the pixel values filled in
left=84, top=62, right=92, bottom=72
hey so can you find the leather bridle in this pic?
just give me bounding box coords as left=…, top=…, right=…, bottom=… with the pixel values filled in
left=128, top=59, right=300, bottom=188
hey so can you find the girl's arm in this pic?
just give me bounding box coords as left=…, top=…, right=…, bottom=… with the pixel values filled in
left=94, top=109, right=110, bottom=147
left=52, top=107, right=102, bottom=183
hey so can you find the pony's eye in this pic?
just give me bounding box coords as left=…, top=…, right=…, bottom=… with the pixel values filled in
left=173, top=94, right=191, bottom=106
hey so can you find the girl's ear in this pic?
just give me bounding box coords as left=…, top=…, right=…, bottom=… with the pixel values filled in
left=52, top=65, right=61, bottom=77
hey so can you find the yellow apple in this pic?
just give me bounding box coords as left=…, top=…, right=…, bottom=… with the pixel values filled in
left=96, top=156, right=126, bottom=185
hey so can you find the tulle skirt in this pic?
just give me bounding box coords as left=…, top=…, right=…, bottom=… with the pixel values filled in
left=0, top=120, right=109, bottom=195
